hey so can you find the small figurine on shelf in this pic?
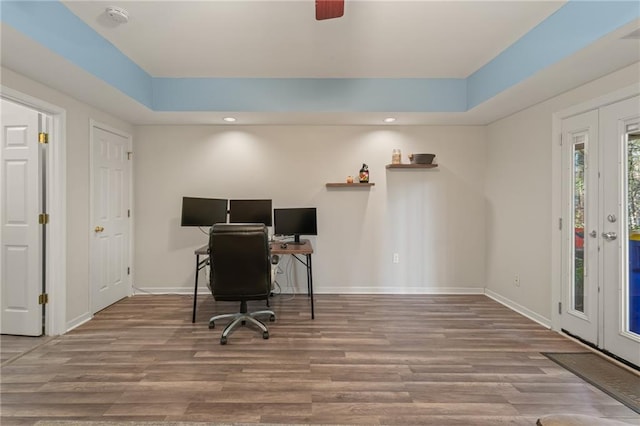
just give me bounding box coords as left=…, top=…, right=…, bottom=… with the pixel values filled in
left=359, top=163, right=369, bottom=183
left=346, top=175, right=354, bottom=184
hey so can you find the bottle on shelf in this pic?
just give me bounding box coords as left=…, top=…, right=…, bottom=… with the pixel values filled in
left=359, top=163, right=369, bottom=183
left=392, top=149, right=402, bottom=164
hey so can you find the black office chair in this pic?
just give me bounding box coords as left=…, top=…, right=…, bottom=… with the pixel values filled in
left=208, top=223, right=276, bottom=345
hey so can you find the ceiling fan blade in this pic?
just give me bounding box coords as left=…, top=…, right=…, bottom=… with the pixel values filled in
left=316, top=0, right=344, bottom=20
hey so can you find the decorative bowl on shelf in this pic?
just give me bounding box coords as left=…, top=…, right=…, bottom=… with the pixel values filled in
left=409, top=153, right=435, bottom=164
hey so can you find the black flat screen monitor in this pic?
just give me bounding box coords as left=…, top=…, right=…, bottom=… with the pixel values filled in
left=229, top=199, right=273, bottom=226
left=180, top=197, right=228, bottom=227
left=274, top=207, right=317, bottom=245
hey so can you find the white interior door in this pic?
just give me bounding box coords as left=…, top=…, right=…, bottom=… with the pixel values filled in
left=90, top=123, right=131, bottom=313
left=560, top=109, right=600, bottom=344
left=601, top=95, right=640, bottom=366
left=0, top=99, right=42, bottom=336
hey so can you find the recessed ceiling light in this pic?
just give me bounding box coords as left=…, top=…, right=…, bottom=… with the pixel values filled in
left=383, top=117, right=396, bottom=123
left=223, top=117, right=236, bottom=123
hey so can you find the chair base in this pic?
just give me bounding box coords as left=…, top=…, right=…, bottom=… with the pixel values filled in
left=209, top=309, right=276, bottom=345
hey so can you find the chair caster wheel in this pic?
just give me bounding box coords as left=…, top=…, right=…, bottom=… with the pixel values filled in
left=262, top=331, right=269, bottom=339
left=220, top=336, right=227, bottom=345
left=269, top=315, right=276, bottom=322
left=209, top=322, right=215, bottom=329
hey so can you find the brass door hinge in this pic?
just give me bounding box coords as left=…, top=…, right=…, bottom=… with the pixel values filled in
left=38, top=213, right=49, bottom=224
left=127, top=151, right=133, bottom=160
left=38, top=132, right=49, bottom=144
left=39, top=293, right=49, bottom=305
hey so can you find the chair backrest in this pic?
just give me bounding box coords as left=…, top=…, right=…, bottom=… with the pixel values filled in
left=208, top=223, right=271, bottom=301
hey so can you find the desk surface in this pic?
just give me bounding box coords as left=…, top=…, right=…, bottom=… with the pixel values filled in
left=196, top=239, right=313, bottom=256
left=270, top=239, right=313, bottom=255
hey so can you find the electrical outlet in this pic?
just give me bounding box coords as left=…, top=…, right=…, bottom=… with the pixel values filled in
left=514, top=274, right=520, bottom=287
left=393, top=253, right=400, bottom=263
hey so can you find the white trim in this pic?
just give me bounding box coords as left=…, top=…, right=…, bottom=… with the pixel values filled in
left=134, top=287, right=201, bottom=295
left=65, top=312, right=92, bottom=333
left=553, top=83, right=640, bottom=121
left=89, top=120, right=134, bottom=314
left=134, top=285, right=486, bottom=295
left=316, top=286, right=486, bottom=294
left=551, top=83, right=640, bottom=333
left=485, top=288, right=551, bottom=329
left=0, top=86, right=67, bottom=336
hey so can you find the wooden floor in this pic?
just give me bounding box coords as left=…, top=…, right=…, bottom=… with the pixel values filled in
left=0, top=335, right=51, bottom=366
left=1, top=294, right=639, bottom=425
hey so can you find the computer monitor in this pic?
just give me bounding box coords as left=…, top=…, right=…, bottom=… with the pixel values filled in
left=180, top=197, right=228, bottom=227
left=273, top=207, right=317, bottom=245
left=228, top=199, right=273, bottom=226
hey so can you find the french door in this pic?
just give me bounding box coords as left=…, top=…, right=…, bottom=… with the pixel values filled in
left=601, top=96, right=640, bottom=365
left=561, top=95, right=640, bottom=366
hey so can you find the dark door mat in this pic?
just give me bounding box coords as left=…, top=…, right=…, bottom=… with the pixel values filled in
left=543, top=352, right=640, bottom=414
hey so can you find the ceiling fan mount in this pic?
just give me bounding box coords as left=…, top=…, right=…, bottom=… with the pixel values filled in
left=316, top=0, right=344, bottom=20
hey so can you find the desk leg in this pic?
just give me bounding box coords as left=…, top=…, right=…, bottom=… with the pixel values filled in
left=192, top=254, right=199, bottom=323
left=307, top=253, right=314, bottom=320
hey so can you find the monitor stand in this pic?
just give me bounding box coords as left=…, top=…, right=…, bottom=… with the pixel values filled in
left=285, top=235, right=306, bottom=246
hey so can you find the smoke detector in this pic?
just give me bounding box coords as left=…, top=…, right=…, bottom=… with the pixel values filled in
left=105, top=6, right=129, bottom=24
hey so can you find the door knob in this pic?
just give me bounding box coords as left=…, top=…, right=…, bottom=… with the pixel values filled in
left=602, top=231, right=617, bottom=241
left=94, top=226, right=104, bottom=233
left=589, top=230, right=597, bottom=238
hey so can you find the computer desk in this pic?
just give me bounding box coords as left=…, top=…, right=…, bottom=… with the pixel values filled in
left=192, top=244, right=210, bottom=323
left=270, top=239, right=315, bottom=319
left=191, top=239, right=315, bottom=323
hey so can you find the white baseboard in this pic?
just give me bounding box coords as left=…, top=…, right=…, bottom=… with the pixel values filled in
left=314, top=286, right=485, bottom=294
left=134, top=285, right=486, bottom=295
left=66, top=312, right=92, bottom=333
left=133, top=287, right=203, bottom=295
left=484, top=288, right=551, bottom=328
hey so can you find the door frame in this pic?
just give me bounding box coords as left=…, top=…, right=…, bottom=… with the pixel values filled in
left=0, top=86, right=67, bottom=336
left=89, top=119, right=133, bottom=313
left=551, top=83, right=640, bottom=333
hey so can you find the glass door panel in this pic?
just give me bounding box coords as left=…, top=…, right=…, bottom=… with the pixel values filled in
left=561, top=109, right=599, bottom=344
left=626, top=132, right=640, bottom=335
left=573, top=139, right=586, bottom=313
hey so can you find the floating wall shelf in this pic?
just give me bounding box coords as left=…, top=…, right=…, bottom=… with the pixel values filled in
left=325, top=182, right=375, bottom=188
left=385, top=164, right=438, bottom=169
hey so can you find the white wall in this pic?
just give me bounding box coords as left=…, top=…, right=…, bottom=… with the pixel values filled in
left=485, top=62, right=640, bottom=324
left=134, top=125, right=487, bottom=294
left=7, top=59, right=635, bottom=333
left=0, top=67, right=134, bottom=330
